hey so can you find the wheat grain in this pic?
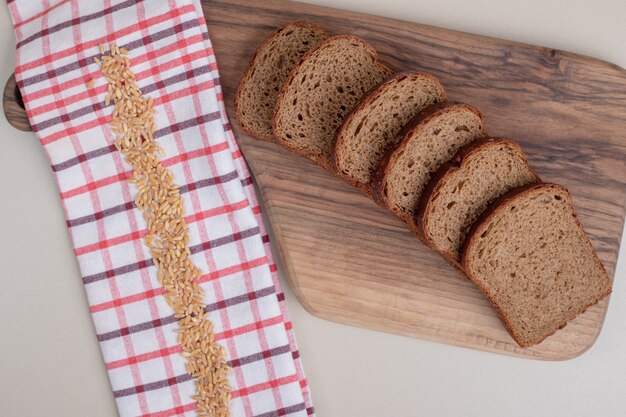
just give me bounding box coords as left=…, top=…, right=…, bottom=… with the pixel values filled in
left=96, top=44, right=232, bottom=417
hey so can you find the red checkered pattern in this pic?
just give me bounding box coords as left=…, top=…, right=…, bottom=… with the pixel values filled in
left=7, top=1, right=314, bottom=416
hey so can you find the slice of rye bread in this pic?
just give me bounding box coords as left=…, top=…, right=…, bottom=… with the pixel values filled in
left=235, top=21, right=328, bottom=141
left=461, top=183, right=612, bottom=347
left=333, top=72, right=446, bottom=196
left=415, top=138, right=540, bottom=268
left=372, top=102, right=484, bottom=229
left=273, top=35, right=394, bottom=171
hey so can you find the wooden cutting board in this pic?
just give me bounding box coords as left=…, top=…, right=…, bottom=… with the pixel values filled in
left=4, top=0, right=626, bottom=360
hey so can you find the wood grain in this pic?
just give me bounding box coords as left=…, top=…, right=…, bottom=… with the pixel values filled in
left=5, top=0, right=626, bottom=360
left=3, top=74, right=30, bottom=132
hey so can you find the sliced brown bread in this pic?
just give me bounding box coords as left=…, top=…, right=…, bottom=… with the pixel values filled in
left=416, top=139, right=540, bottom=268
left=273, top=35, right=394, bottom=171
left=333, top=72, right=447, bottom=195
left=235, top=21, right=328, bottom=141
left=372, top=102, right=484, bottom=229
left=462, top=183, right=612, bottom=347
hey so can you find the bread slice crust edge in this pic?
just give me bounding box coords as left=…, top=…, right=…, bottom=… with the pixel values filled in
left=272, top=34, right=394, bottom=171
left=332, top=71, right=446, bottom=195
left=414, top=138, right=540, bottom=268
left=460, top=183, right=612, bottom=347
left=234, top=20, right=329, bottom=142
left=371, top=101, right=485, bottom=223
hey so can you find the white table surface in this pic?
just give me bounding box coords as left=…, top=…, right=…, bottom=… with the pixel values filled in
left=1, top=1, right=625, bottom=416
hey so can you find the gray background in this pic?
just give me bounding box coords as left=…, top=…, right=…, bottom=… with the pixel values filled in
left=1, top=1, right=625, bottom=416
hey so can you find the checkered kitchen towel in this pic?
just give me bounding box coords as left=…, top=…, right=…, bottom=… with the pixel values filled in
left=6, top=0, right=314, bottom=416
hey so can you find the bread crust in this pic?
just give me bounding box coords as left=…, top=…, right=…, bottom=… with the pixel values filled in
left=414, top=138, right=540, bottom=269
left=234, top=21, right=329, bottom=142
left=332, top=71, right=445, bottom=196
left=272, top=34, right=393, bottom=172
left=460, top=183, right=612, bottom=347
left=371, top=102, right=484, bottom=226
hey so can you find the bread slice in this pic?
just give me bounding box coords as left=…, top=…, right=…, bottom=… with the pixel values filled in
left=235, top=21, right=328, bottom=141
left=372, top=102, right=484, bottom=228
left=273, top=35, right=394, bottom=171
left=462, top=183, right=612, bottom=347
left=416, top=139, right=540, bottom=268
left=333, top=72, right=446, bottom=195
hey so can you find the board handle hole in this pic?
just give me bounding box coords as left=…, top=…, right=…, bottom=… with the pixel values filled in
left=14, top=83, right=25, bottom=110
